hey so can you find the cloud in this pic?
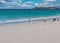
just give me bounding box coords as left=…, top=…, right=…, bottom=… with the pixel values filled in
left=41, top=0, right=56, bottom=7
left=0, top=0, right=57, bottom=9
left=0, top=0, right=6, bottom=3
left=0, top=0, right=22, bottom=9
left=22, top=1, right=34, bottom=8
left=0, top=0, right=37, bottom=9
left=44, top=0, right=56, bottom=2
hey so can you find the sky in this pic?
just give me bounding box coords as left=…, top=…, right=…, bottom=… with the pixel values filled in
left=0, top=0, right=60, bottom=9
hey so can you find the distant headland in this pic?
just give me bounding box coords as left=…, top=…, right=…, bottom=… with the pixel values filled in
left=34, top=7, right=60, bottom=10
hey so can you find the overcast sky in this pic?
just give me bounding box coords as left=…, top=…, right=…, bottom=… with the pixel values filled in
left=0, top=0, right=60, bottom=9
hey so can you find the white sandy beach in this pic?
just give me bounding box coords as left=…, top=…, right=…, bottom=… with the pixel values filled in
left=0, top=21, right=60, bottom=43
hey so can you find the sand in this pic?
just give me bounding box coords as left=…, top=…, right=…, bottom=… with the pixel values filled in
left=0, top=21, right=60, bottom=43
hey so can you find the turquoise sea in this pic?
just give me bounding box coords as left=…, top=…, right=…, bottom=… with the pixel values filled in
left=0, top=9, right=60, bottom=24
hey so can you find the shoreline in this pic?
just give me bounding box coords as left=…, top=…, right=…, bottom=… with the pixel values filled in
left=0, top=15, right=60, bottom=25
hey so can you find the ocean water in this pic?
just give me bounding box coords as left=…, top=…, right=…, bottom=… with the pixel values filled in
left=0, top=9, right=60, bottom=24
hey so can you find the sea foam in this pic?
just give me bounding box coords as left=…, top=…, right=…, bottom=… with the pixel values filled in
left=0, top=16, right=60, bottom=25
